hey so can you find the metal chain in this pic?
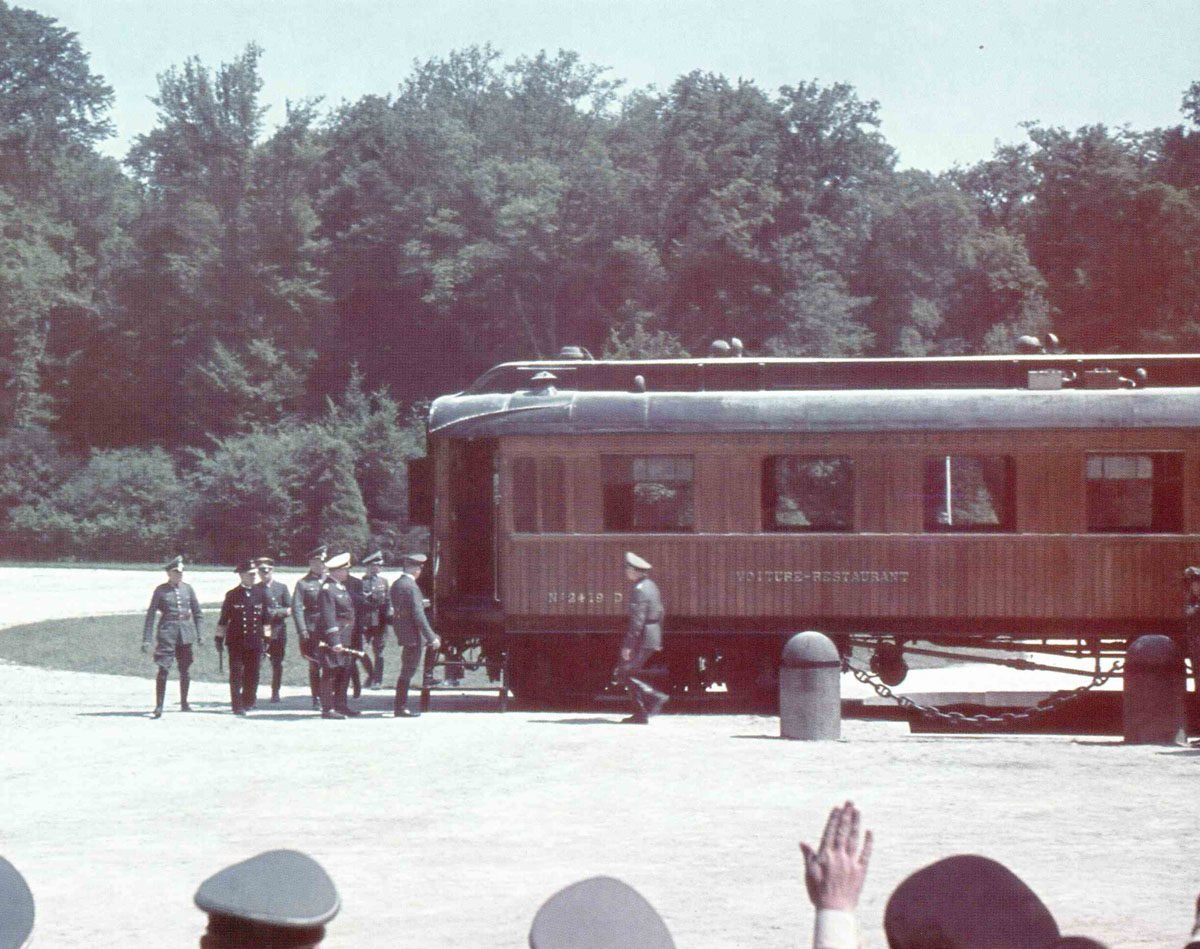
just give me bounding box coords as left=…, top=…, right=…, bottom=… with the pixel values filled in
left=842, top=656, right=1125, bottom=728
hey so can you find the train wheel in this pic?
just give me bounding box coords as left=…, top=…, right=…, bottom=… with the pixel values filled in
left=869, top=644, right=908, bottom=686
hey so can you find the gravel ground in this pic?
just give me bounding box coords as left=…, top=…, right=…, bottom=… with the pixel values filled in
left=0, top=567, right=1194, bottom=948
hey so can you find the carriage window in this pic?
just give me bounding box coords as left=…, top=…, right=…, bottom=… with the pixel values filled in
left=602, top=455, right=694, bottom=532
left=763, top=457, right=854, bottom=531
left=512, top=457, right=565, bottom=532
left=924, top=455, right=1014, bottom=531
left=1086, top=453, right=1182, bottom=533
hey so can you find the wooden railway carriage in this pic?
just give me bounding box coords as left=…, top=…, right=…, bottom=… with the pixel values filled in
left=413, top=352, right=1200, bottom=704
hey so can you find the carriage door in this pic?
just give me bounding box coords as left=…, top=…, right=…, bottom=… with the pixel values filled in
left=448, top=438, right=498, bottom=604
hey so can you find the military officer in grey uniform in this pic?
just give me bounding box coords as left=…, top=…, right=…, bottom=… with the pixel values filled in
left=316, top=551, right=359, bottom=718
left=292, top=544, right=328, bottom=709
left=358, top=550, right=391, bottom=688
left=616, top=551, right=669, bottom=724
left=389, top=552, right=440, bottom=717
left=142, top=555, right=203, bottom=719
left=216, top=560, right=269, bottom=716
left=194, top=849, right=339, bottom=948
left=254, top=557, right=292, bottom=703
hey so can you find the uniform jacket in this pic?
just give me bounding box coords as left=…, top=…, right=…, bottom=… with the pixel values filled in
left=389, top=572, right=437, bottom=647
left=217, top=584, right=268, bottom=652
left=623, top=577, right=664, bottom=653
left=292, top=572, right=324, bottom=638
left=260, top=578, right=292, bottom=644
left=317, top=578, right=356, bottom=668
left=359, top=573, right=391, bottom=629
left=142, top=581, right=203, bottom=647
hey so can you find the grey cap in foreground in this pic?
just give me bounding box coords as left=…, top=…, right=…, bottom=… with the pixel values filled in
left=529, top=876, right=674, bottom=949
left=194, top=849, right=339, bottom=934
left=0, top=856, right=35, bottom=949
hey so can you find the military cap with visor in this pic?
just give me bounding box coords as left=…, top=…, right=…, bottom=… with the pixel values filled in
left=529, top=876, right=675, bottom=949
left=194, top=849, right=339, bottom=949
left=324, top=551, right=352, bottom=570
left=1184, top=565, right=1200, bottom=580
left=254, top=557, right=275, bottom=568
left=306, top=544, right=328, bottom=561
left=624, top=551, right=652, bottom=571
left=234, top=559, right=256, bottom=574
left=0, top=856, right=35, bottom=949
left=360, top=550, right=384, bottom=566
left=164, top=555, right=185, bottom=572
left=401, top=552, right=428, bottom=565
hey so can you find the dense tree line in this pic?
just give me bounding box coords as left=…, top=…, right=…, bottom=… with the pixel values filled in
left=2, top=3, right=1199, bottom=560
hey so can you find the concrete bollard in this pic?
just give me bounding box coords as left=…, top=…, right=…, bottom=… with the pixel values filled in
left=780, top=631, right=842, bottom=740
left=1123, top=634, right=1187, bottom=745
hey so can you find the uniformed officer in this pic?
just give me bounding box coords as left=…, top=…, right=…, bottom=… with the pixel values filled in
left=0, top=856, right=35, bottom=949
left=317, top=551, right=358, bottom=719
left=358, top=551, right=391, bottom=688
left=343, top=559, right=367, bottom=700
left=292, top=545, right=328, bottom=710
left=215, top=560, right=269, bottom=716
left=254, top=557, right=292, bottom=703
left=528, top=876, right=675, bottom=949
left=194, top=849, right=339, bottom=949
left=141, top=555, right=203, bottom=719
left=389, top=552, right=441, bottom=718
left=1184, top=566, right=1200, bottom=706
left=616, top=551, right=669, bottom=724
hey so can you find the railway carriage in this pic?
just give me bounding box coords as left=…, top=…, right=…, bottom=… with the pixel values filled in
left=411, top=351, right=1200, bottom=705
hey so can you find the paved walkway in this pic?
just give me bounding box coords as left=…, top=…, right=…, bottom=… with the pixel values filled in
left=0, top=568, right=1190, bottom=948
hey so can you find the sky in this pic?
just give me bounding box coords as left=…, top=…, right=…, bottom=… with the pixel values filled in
left=25, top=0, right=1200, bottom=173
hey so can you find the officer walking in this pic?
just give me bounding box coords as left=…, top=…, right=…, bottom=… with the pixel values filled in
left=215, top=560, right=269, bottom=716
left=194, top=849, right=339, bottom=948
left=616, top=551, right=669, bottom=724
left=317, top=551, right=359, bottom=718
left=141, top=555, right=203, bottom=719
left=358, top=550, right=391, bottom=688
left=255, top=557, right=292, bottom=704
left=292, top=545, right=328, bottom=710
left=389, top=552, right=440, bottom=718
left=1184, top=566, right=1200, bottom=707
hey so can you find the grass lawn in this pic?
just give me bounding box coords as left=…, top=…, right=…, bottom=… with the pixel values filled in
left=0, top=614, right=315, bottom=685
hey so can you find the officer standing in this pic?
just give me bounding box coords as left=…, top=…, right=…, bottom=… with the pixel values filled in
left=358, top=550, right=391, bottom=688
left=389, top=552, right=440, bottom=718
left=317, top=551, right=359, bottom=718
left=141, top=555, right=203, bottom=719
left=616, top=551, right=669, bottom=724
left=292, top=545, right=328, bottom=710
left=1184, top=566, right=1200, bottom=706
left=215, top=560, right=269, bottom=716
left=194, top=849, right=339, bottom=948
left=255, top=557, right=292, bottom=704
left=343, top=560, right=367, bottom=700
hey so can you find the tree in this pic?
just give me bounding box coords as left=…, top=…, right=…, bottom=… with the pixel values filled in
left=0, top=2, right=113, bottom=195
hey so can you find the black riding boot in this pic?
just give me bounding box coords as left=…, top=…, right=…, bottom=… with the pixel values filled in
left=179, top=672, right=191, bottom=711
left=350, top=663, right=361, bottom=699
left=152, top=669, right=167, bottom=718
left=375, top=654, right=384, bottom=689
left=271, top=662, right=282, bottom=702
left=309, top=664, right=321, bottom=709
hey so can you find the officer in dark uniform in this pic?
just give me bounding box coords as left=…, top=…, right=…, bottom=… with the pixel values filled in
left=389, top=552, right=440, bottom=717
left=142, top=555, right=203, bottom=719
left=0, top=855, right=35, bottom=949
left=215, top=560, right=269, bottom=716
left=194, top=849, right=339, bottom=948
left=316, top=551, right=358, bottom=718
left=255, top=557, right=292, bottom=703
left=616, top=551, right=669, bottom=724
left=292, top=544, right=328, bottom=710
left=358, top=550, right=391, bottom=688
left=343, top=558, right=367, bottom=700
